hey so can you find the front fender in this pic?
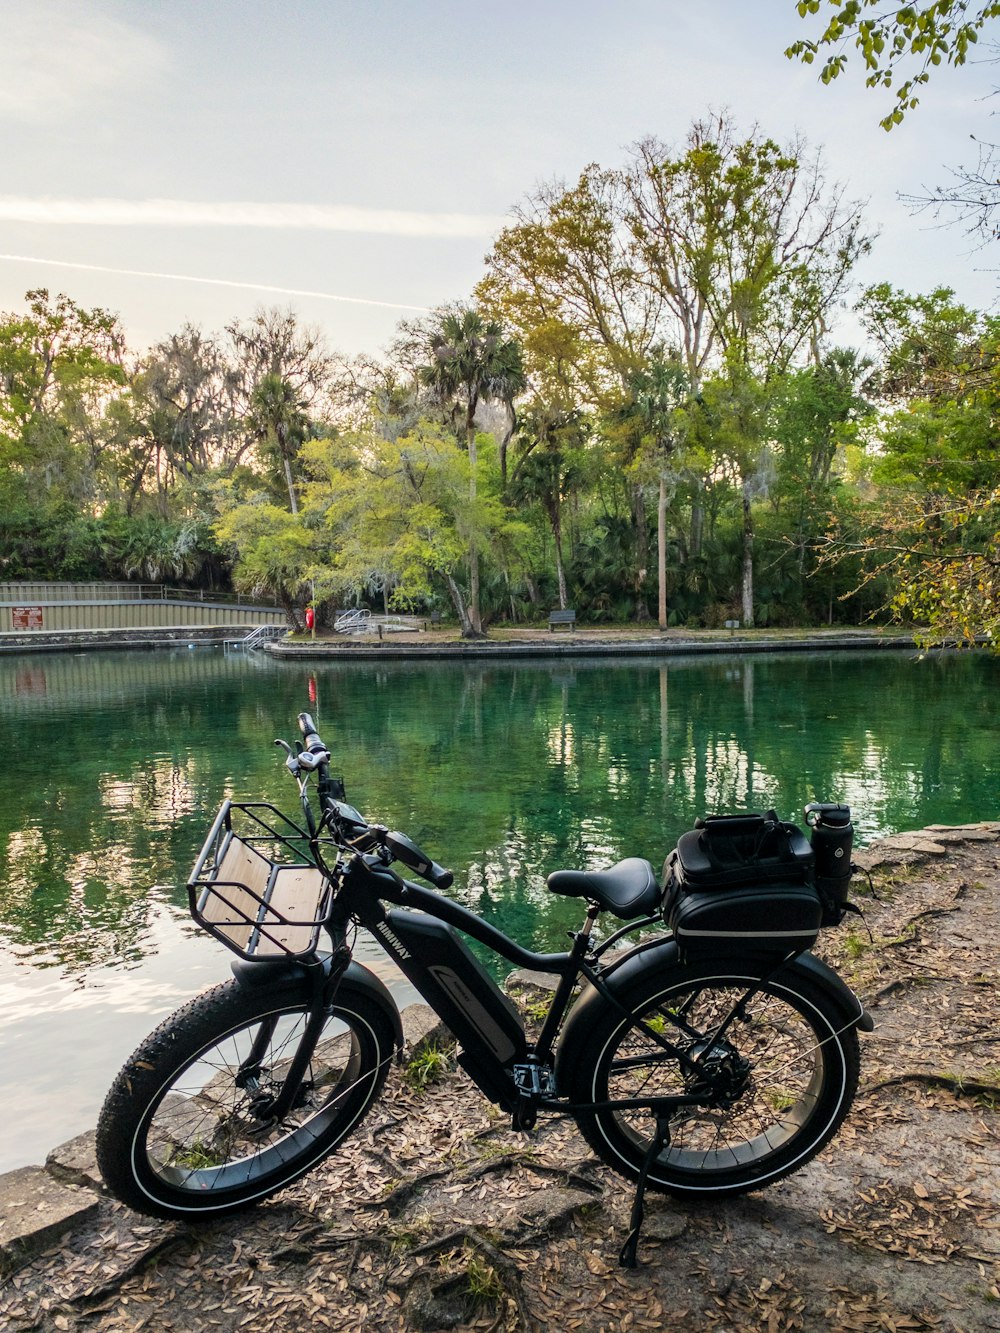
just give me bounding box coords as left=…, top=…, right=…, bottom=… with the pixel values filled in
left=231, top=954, right=404, bottom=1052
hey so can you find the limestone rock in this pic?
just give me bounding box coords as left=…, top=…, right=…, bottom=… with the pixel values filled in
left=0, top=1165, right=100, bottom=1275
left=46, top=1129, right=103, bottom=1192
left=401, top=1002, right=452, bottom=1056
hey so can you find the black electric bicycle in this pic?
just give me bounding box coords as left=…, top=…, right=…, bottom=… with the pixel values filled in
left=96, top=712, right=872, bottom=1266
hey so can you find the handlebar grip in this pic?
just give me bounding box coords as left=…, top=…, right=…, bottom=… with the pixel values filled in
left=384, top=830, right=453, bottom=890
left=425, top=860, right=454, bottom=891
left=297, top=711, right=324, bottom=751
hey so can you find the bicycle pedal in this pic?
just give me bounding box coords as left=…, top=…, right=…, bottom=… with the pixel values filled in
left=512, top=1063, right=556, bottom=1097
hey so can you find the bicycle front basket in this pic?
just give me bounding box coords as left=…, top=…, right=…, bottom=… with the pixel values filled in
left=187, top=800, right=332, bottom=960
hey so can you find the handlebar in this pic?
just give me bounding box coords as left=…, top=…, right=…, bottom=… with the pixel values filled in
left=297, top=711, right=325, bottom=753
left=290, top=711, right=453, bottom=890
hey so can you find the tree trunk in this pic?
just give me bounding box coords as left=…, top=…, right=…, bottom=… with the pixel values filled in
left=657, top=472, right=668, bottom=630
left=690, top=477, right=704, bottom=558
left=279, top=591, right=301, bottom=631
left=466, top=410, right=483, bottom=636
left=632, top=481, right=650, bottom=621
left=498, top=399, right=516, bottom=491
left=741, top=482, right=754, bottom=628
left=548, top=497, right=568, bottom=610
left=278, top=422, right=299, bottom=514
left=283, top=452, right=299, bottom=514
left=445, top=572, right=473, bottom=637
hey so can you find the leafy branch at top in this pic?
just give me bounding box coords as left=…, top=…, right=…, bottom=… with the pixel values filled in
left=786, top=1, right=1000, bottom=129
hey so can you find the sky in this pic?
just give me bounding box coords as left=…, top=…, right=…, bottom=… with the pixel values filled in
left=0, top=0, right=997, bottom=360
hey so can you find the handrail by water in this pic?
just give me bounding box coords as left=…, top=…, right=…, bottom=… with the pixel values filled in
left=0, top=581, right=279, bottom=609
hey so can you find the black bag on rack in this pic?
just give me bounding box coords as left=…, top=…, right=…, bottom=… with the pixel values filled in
left=662, top=811, right=822, bottom=958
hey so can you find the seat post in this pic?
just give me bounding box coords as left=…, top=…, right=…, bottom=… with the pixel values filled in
left=573, top=902, right=601, bottom=953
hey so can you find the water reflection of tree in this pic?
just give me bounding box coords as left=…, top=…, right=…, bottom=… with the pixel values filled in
left=0, top=649, right=995, bottom=970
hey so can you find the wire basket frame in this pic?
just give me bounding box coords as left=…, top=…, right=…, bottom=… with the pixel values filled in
left=187, top=800, right=334, bottom=960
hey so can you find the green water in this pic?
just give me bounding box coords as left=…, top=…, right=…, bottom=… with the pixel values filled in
left=0, top=646, right=997, bottom=1169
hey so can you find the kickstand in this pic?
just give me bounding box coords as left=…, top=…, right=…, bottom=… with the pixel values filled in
left=618, top=1114, right=671, bottom=1269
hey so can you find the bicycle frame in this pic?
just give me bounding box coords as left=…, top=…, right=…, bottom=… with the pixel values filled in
left=288, top=831, right=737, bottom=1128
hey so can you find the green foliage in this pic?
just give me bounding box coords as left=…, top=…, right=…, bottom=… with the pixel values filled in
left=0, top=152, right=994, bottom=640
left=403, top=1041, right=454, bottom=1090
left=461, top=1248, right=506, bottom=1306
left=786, top=1, right=1000, bottom=129
left=214, top=493, right=317, bottom=620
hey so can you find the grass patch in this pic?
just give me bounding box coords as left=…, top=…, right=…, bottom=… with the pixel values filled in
left=462, top=1247, right=506, bottom=1306
left=404, top=1041, right=455, bottom=1091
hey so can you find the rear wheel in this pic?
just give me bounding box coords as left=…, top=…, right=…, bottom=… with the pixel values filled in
left=568, top=964, right=860, bottom=1198
left=96, top=979, right=395, bottom=1218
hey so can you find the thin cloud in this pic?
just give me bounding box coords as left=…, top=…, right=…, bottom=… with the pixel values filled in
left=0, top=6, right=166, bottom=122
left=0, top=196, right=506, bottom=239
left=0, top=254, right=431, bottom=313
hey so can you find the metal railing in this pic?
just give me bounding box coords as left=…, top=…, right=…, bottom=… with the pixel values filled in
left=334, top=609, right=372, bottom=633
left=0, top=582, right=279, bottom=609
left=224, top=625, right=288, bottom=653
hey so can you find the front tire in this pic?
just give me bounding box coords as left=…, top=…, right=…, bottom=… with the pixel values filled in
left=96, top=979, right=395, bottom=1219
left=567, top=963, right=860, bottom=1198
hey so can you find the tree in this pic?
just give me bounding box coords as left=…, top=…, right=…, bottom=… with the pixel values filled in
left=305, top=420, right=530, bottom=633
left=247, top=372, right=310, bottom=514
left=786, top=1, right=1000, bottom=129
left=787, top=3, right=1000, bottom=236
left=856, top=283, right=982, bottom=397
left=483, top=118, right=869, bottom=625
left=619, top=355, right=689, bottom=628
left=417, top=309, right=526, bottom=636
left=228, top=308, right=334, bottom=511
left=214, top=496, right=316, bottom=628
left=769, top=348, right=874, bottom=612
left=626, top=119, right=869, bottom=379
left=628, top=117, right=870, bottom=624
left=818, top=286, right=1000, bottom=642
left=818, top=486, right=1000, bottom=643
left=480, top=166, right=662, bottom=400
left=508, top=405, right=590, bottom=610
left=0, top=289, right=128, bottom=503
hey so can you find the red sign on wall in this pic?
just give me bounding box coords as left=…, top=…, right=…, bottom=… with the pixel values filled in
left=12, top=606, right=43, bottom=630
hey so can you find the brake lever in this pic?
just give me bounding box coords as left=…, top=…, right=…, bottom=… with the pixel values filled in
left=297, top=749, right=331, bottom=772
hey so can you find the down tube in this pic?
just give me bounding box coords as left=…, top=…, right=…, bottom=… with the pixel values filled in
left=371, top=909, right=528, bottom=1110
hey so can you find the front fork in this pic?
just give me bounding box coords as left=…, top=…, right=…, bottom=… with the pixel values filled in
left=236, top=946, right=350, bottom=1125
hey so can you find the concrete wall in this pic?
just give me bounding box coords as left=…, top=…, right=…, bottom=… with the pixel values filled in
left=0, top=584, right=285, bottom=632
left=1, top=603, right=286, bottom=631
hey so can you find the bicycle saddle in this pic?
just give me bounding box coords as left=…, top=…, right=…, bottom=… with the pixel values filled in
left=546, top=858, right=661, bottom=919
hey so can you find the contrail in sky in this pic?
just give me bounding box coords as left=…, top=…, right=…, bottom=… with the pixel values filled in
left=0, top=195, right=504, bottom=238
left=0, top=253, right=431, bottom=312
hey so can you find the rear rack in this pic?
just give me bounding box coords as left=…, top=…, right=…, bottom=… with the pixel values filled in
left=187, top=801, right=334, bottom=960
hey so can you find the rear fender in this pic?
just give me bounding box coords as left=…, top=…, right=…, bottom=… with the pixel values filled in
left=231, top=954, right=404, bottom=1052
left=555, top=940, right=871, bottom=1089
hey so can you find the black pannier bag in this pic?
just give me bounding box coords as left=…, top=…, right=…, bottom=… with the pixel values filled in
left=662, top=811, right=822, bottom=958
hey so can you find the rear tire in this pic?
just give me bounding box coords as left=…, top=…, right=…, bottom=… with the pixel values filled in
left=568, top=963, right=860, bottom=1198
left=96, top=978, right=395, bottom=1219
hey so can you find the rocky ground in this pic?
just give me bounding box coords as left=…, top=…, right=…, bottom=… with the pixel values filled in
left=0, top=825, right=997, bottom=1333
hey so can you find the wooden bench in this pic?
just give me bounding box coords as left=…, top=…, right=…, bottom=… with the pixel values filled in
left=549, top=609, right=576, bottom=632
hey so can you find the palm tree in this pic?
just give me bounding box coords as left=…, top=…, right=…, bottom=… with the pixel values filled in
left=249, top=372, right=309, bottom=514
left=419, top=309, right=525, bottom=636
left=626, top=354, right=688, bottom=629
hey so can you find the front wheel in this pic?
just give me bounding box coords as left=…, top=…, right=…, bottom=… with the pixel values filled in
left=96, top=978, right=395, bottom=1219
left=567, top=963, right=860, bottom=1198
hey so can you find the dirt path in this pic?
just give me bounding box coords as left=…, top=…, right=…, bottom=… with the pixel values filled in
left=1, top=828, right=997, bottom=1333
